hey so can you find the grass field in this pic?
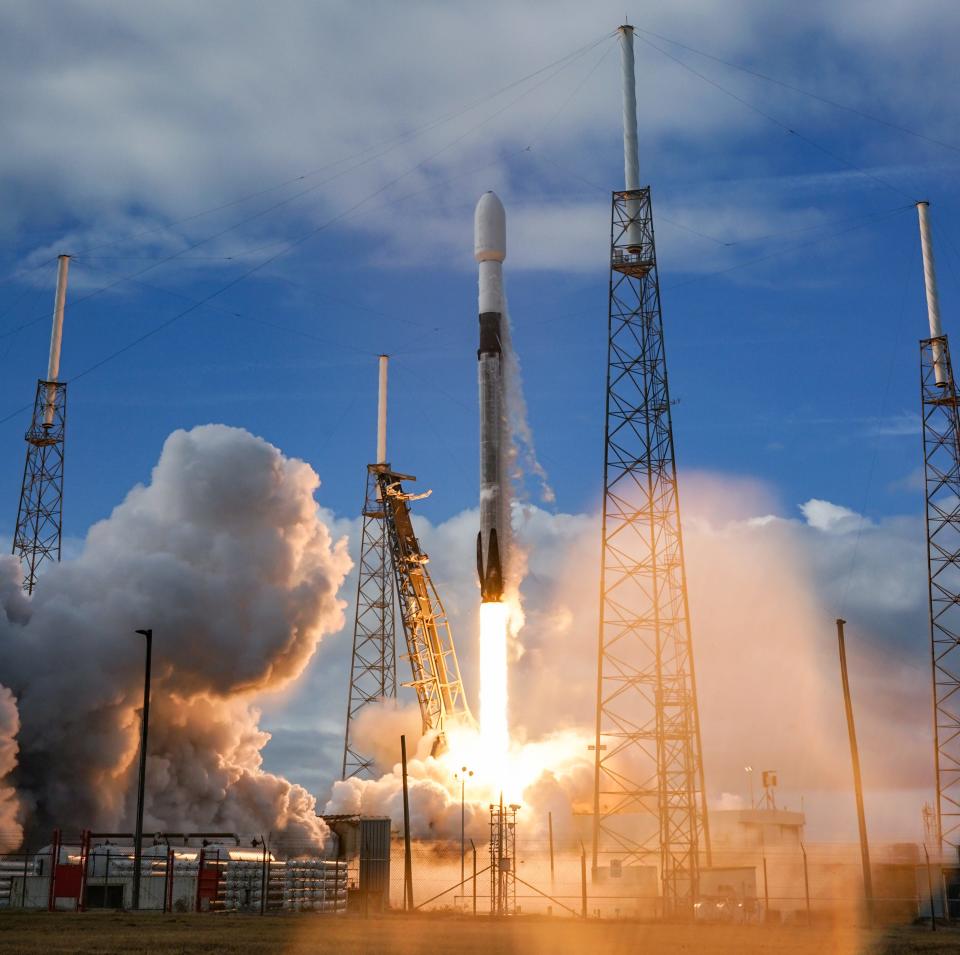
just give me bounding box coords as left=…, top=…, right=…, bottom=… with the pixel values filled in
left=0, top=913, right=957, bottom=955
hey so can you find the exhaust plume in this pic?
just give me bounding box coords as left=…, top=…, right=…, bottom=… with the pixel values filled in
left=0, top=424, right=351, bottom=851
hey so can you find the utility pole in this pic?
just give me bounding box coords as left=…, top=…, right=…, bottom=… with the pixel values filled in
left=401, top=735, right=413, bottom=911
left=836, top=619, right=874, bottom=926
left=132, top=628, right=152, bottom=911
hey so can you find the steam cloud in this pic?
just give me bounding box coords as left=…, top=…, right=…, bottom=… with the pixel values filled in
left=322, top=471, right=931, bottom=845
left=0, top=424, right=351, bottom=852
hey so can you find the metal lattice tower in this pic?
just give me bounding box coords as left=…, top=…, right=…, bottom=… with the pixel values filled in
left=921, top=337, right=960, bottom=853
left=590, top=185, right=710, bottom=913
left=12, top=255, right=70, bottom=595
left=341, top=463, right=398, bottom=780
left=915, top=202, right=960, bottom=856
left=489, top=798, right=516, bottom=915
left=12, top=380, right=67, bottom=594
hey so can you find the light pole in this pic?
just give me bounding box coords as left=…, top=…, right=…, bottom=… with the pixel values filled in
left=132, top=628, right=152, bottom=911
left=454, top=766, right=473, bottom=888
left=745, top=765, right=754, bottom=809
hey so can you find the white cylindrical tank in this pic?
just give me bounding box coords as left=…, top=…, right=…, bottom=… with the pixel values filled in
left=376, top=355, right=388, bottom=464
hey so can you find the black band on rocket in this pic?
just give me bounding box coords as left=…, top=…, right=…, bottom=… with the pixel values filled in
left=479, top=312, right=502, bottom=356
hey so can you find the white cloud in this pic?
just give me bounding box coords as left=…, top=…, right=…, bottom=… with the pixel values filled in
left=0, top=1, right=955, bottom=275
left=800, top=497, right=864, bottom=532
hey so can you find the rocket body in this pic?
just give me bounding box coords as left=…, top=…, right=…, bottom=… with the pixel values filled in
left=475, top=192, right=507, bottom=603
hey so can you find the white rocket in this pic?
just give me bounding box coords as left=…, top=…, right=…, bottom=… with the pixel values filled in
left=475, top=191, right=507, bottom=603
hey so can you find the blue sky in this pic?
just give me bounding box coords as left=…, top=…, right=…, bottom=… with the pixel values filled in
left=0, top=1, right=955, bottom=534
left=1, top=1, right=958, bottom=835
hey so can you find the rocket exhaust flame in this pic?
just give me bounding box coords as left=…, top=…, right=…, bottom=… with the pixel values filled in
left=479, top=600, right=510, bottom=775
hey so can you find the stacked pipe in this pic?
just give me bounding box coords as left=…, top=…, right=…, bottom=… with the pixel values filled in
left=0, top=860, right=28, bottom=907
left=271, top=859, right=347, bottom=912
left=220, top=859, right=264, bottom=912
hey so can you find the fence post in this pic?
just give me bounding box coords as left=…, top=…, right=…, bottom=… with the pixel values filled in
left=762, top=855, right=769, bottom=923
left=548, top=812, right=555, bottom=884
left=47, top=828, right=60, bottom=912
left=580, top=843, right=587, bottom=918
left=801, top=842, right=811, bottom=925
left=923, top=843, right=937, bottom=932
left=470, top=839, right=477, bottom=915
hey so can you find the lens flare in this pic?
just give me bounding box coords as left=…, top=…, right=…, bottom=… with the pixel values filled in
left=479, top=601, right=509, bottom=775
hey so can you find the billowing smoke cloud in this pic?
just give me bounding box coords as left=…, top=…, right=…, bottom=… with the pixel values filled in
left=0, top=684, right=22, bottom=851
left=316, top=470, right=933, bottom=845
left=0, top=424, right=351, bottom=852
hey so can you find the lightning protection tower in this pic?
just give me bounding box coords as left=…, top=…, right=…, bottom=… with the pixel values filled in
left=12, top=254, right=70, bottom=595
left=591, top=26, right=710, bottom=913
left=916, top=201, right=960, bottom=855
left=341, top=355, right=398, bottom=779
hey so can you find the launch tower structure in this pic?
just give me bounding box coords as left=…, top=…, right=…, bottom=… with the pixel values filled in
left=916, top=201, right=960, bottom=854
left=12, top=255, right=70, bottom=595
left=591, top=26, right=710, bottom=912
left=342, top=356, right=398, bottom=780
left=378, top=468, right=474, bottom=745
left=342, top=357, right=474, bottom=775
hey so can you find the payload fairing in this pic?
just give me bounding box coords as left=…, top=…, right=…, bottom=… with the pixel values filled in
left=475, top=191, right=508, bottom=603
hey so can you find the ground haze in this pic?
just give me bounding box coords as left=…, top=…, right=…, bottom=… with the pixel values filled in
left=0, top=913, right=956, bottom=954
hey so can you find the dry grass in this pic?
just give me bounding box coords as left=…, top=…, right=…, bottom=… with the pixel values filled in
left=0, top=911, right=956, bottom=954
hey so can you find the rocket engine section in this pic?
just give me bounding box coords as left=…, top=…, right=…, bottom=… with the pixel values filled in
left=475, top=191, right=508, bottom=604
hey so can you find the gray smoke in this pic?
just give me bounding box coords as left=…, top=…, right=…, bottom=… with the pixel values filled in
left=0, top=424, right=351, bottom=852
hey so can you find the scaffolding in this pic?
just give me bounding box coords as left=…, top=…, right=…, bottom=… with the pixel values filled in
left=489, top=799, right=516, bottom=915
left=591, top=187, right=709, bottom=913
left=341, top=464, right=397, bottom=780
left=920, top=334, right=960, bottom=854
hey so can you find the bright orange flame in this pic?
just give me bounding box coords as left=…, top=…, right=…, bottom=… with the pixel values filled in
left=479, top=600, right=509, bottom=776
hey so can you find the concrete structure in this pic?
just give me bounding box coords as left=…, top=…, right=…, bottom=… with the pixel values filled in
left=709, top=808, right=806, bottom=851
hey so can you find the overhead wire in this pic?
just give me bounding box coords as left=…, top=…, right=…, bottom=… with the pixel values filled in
left=632, top=32, right=917, bottom=203
left=0, top=28, right=612, bottom=334
left=837, top=222, right=918, bottom=616
left=0, top=34, right=615, bottom=424
left=631, top=24, right=960, bottom=155
left=663, top=204, right=915, bottom=292
left=0, top=31, right=613, bottom=273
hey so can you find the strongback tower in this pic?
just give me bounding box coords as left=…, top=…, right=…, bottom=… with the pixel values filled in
left=591, top=26, right=709, bottom=913
left=12, top=254, right=70, bottom=595
left=341, top=356, right=398, bottom=779
left=916, top=201, right=960, bottom=854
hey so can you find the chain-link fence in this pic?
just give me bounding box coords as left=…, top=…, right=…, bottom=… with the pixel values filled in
left=2, top=834, right=957, bottom=923
left=392, top=838, right=960, bottom=923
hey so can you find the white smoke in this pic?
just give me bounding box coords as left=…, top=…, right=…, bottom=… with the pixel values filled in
left=318, top=471, right=933, bottom=845
left=498, top=302, right=555, bottom=647
left=500, top=305, right=555, bottom=510
left=0, top=424, right=351, bottom=852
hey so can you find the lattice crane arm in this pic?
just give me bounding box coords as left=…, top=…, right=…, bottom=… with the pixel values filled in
left=378, top=469, right=475, bottom=752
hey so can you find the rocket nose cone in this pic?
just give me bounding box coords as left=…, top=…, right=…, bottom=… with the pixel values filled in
left=474, top=191, right=506, bottom=263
